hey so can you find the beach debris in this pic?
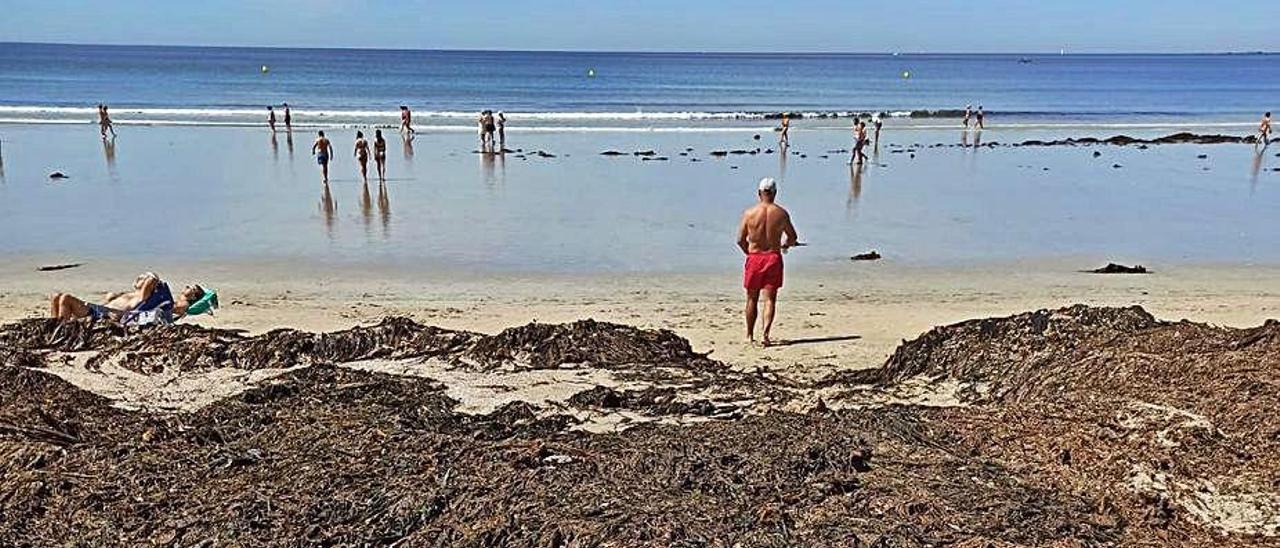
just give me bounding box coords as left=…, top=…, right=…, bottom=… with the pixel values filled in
left=3, top=305, right=1279, bottom=544
left=1088, top=263, right=1148, bottom=274
left=599, top=150, right=625, bottom=156
left=534, top=150, right=556, bottom=158
left=1092, top=151, right=1102, bottom=157
left=753, top=134, right=761, bottom=140
left=640, top=156, right=668, bottom=161
left=1112, top=163, right=1123, bottom=168
left=36, top=263, right=82, bottom=272
left=633, top=150, right=656, bottom=157
left=1196, top=154, right=1208, bottom=159
left=850, top=251, right=882, bottom=261
left=48, top=171, right=68, bottom=180
left=709, top=150, right=728, bottom=157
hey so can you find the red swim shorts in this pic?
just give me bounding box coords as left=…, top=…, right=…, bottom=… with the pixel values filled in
left=743, top=251, right=784, bottom=290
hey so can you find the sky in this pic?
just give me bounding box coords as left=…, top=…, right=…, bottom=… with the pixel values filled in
left=1, top=0, right=1276, bottom=53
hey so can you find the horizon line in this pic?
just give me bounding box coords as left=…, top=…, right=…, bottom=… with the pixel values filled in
left=3, top=40, right=1276, bottom=57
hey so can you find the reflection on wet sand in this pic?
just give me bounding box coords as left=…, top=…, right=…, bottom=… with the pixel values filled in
left=1251, top=148, right=1265, bottom=192
left=403, top=138, right=414, bottom=163
left=481, top=151, right=496, bottom=187
left=847, top=162, right=864, bottom=212
left=270, top=132, right=278, bottom=164
left=319, top=183, right=336, bottom=238
left=102, top=137, right=118, bottom=180
left=961, top=130, right=970, bottom=148
left=377, top=181, right=391, bottom=238
left=0, top=139, right=6, bottom=183
left=286, top=131, right=294, bottom=160
left=777, top=144, right=788, bottom=182
left=360, top=182, right=373, bottom=233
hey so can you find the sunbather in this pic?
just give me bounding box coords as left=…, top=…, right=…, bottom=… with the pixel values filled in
left=49, top=273, right=206, bottom=322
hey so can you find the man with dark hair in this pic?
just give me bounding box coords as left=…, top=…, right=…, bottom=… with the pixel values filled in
left=313, top=130, right=334, bottom=184
left=737, top=177, right=798, bottom=347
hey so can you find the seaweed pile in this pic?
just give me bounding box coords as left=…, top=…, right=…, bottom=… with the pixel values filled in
left=0, top=365, right=1117, bottom=547
left=1, top=317, right=716, bottom=375
left=2, top=305, right=1278, bottom=545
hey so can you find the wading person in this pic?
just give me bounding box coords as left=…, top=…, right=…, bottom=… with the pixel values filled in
left=312, top=130, right=334, bottom=184
left=354, top=131, right=370, bottom=184
left=736, top=177, right=798, bottom=347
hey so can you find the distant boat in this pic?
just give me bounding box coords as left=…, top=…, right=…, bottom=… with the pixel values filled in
left=1018, top=58, right=1033, bottom=64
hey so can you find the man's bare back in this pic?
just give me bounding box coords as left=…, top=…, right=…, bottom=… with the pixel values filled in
left=739, top=202, right=796, bottom=254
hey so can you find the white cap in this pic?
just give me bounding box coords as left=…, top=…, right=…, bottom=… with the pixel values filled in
left=758, top=177, right=777, bottom=193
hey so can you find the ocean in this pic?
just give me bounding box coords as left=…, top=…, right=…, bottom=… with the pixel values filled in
left=0, top=43, right=1277, bottom=272
left=1, top=43, right=1277, bottom=129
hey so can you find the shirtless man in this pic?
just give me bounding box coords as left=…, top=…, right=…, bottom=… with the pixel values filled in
left=849, top=120, right=869, bottom=165
left=50, top=273, right=204, bottom=322
left=354, top=131, right=370, bottom=184
left=976, top=105, right=985, bottom=129
left=399, top=106, right=415, bottom=137
left=283, top=102, right=292, bottom=131
left=1260, top=112, right=1272, bottom=146
left=268, top=106, right=277, bottom=132
left=496, top=112, right=507, bottom=149
left=312, top=130, right=334, bottom=184
left=373, top=129, right=388, bottom=181
left=872, top=114, right=883, bottom=145
left=737, top=177, right=799, bottom=347
left=778, top=114, right=791, bottom=147
left=963, top=104, right=971, bottom=128
left=98, top=104, right=116, bottom=139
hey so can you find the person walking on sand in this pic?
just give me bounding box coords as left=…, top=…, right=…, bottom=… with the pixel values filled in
left=399, top=106, right=415, bottom=137
left=98, top=104, right=116, bottom=139
left=267, top=106, right=277, bottom=133
left=737, top=177, right=798, bottom=347
left=373, top=129, right=387, bottom=181
left=963, top=104, right=972, bottom=128
left=312, top=130, right=334, bottom=184
left=354, top=131, right=370, bottom=184
left=283, top=102, right=292, bottom=131
left=872, top=113, right=883, bottom=145
left=1260, top=112, right=1272, bottom=146
left=976, top=105, right=985, bottom=129
left=496, top=112, right=507, bottom=149
left=849, top=120, right=868, bottom=165
left=778, top=113, right=790, bottom=147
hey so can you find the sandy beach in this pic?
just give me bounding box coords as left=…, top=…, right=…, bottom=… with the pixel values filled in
left=5, top=257, right=1280, bottom=376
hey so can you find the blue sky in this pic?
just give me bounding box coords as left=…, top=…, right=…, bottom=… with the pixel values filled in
left=2, top=0, right=1276, bottom=52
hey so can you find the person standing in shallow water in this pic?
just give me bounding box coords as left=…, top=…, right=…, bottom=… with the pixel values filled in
left=1260, top=112, right=1272, bottom=146
left=737, top=177, right=798, bottom=347
left=267, top=106, right=276, bottom=133
left=312, top=130, right=333, bottom=184
left=976, top=105, right=985, bottom=129
left=963, top=104, right=971, bottom=128
left=399, top=106, right=415, bottom=138
left=778, top=114, right=790, bottom=147
left=98, top=104, right=116, bottom=139
left=354, top=131, right=370, bottom=184
left=373, top=129, right=387, bottom=182
left=283, top=103, right=292, bottom=131
left=496, top=112, right=506, bottom=150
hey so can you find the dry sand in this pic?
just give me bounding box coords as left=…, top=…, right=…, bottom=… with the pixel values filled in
left=4, top=256, right=1279, bottom=378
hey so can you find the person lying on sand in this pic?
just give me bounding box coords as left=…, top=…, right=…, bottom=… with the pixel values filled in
left=50, top=273, right=206, bottom=322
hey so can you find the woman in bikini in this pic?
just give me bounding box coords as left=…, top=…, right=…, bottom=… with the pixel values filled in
left=373, top=129, right=387, bottom=181
left=354, top=131, right=370, bottom=184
